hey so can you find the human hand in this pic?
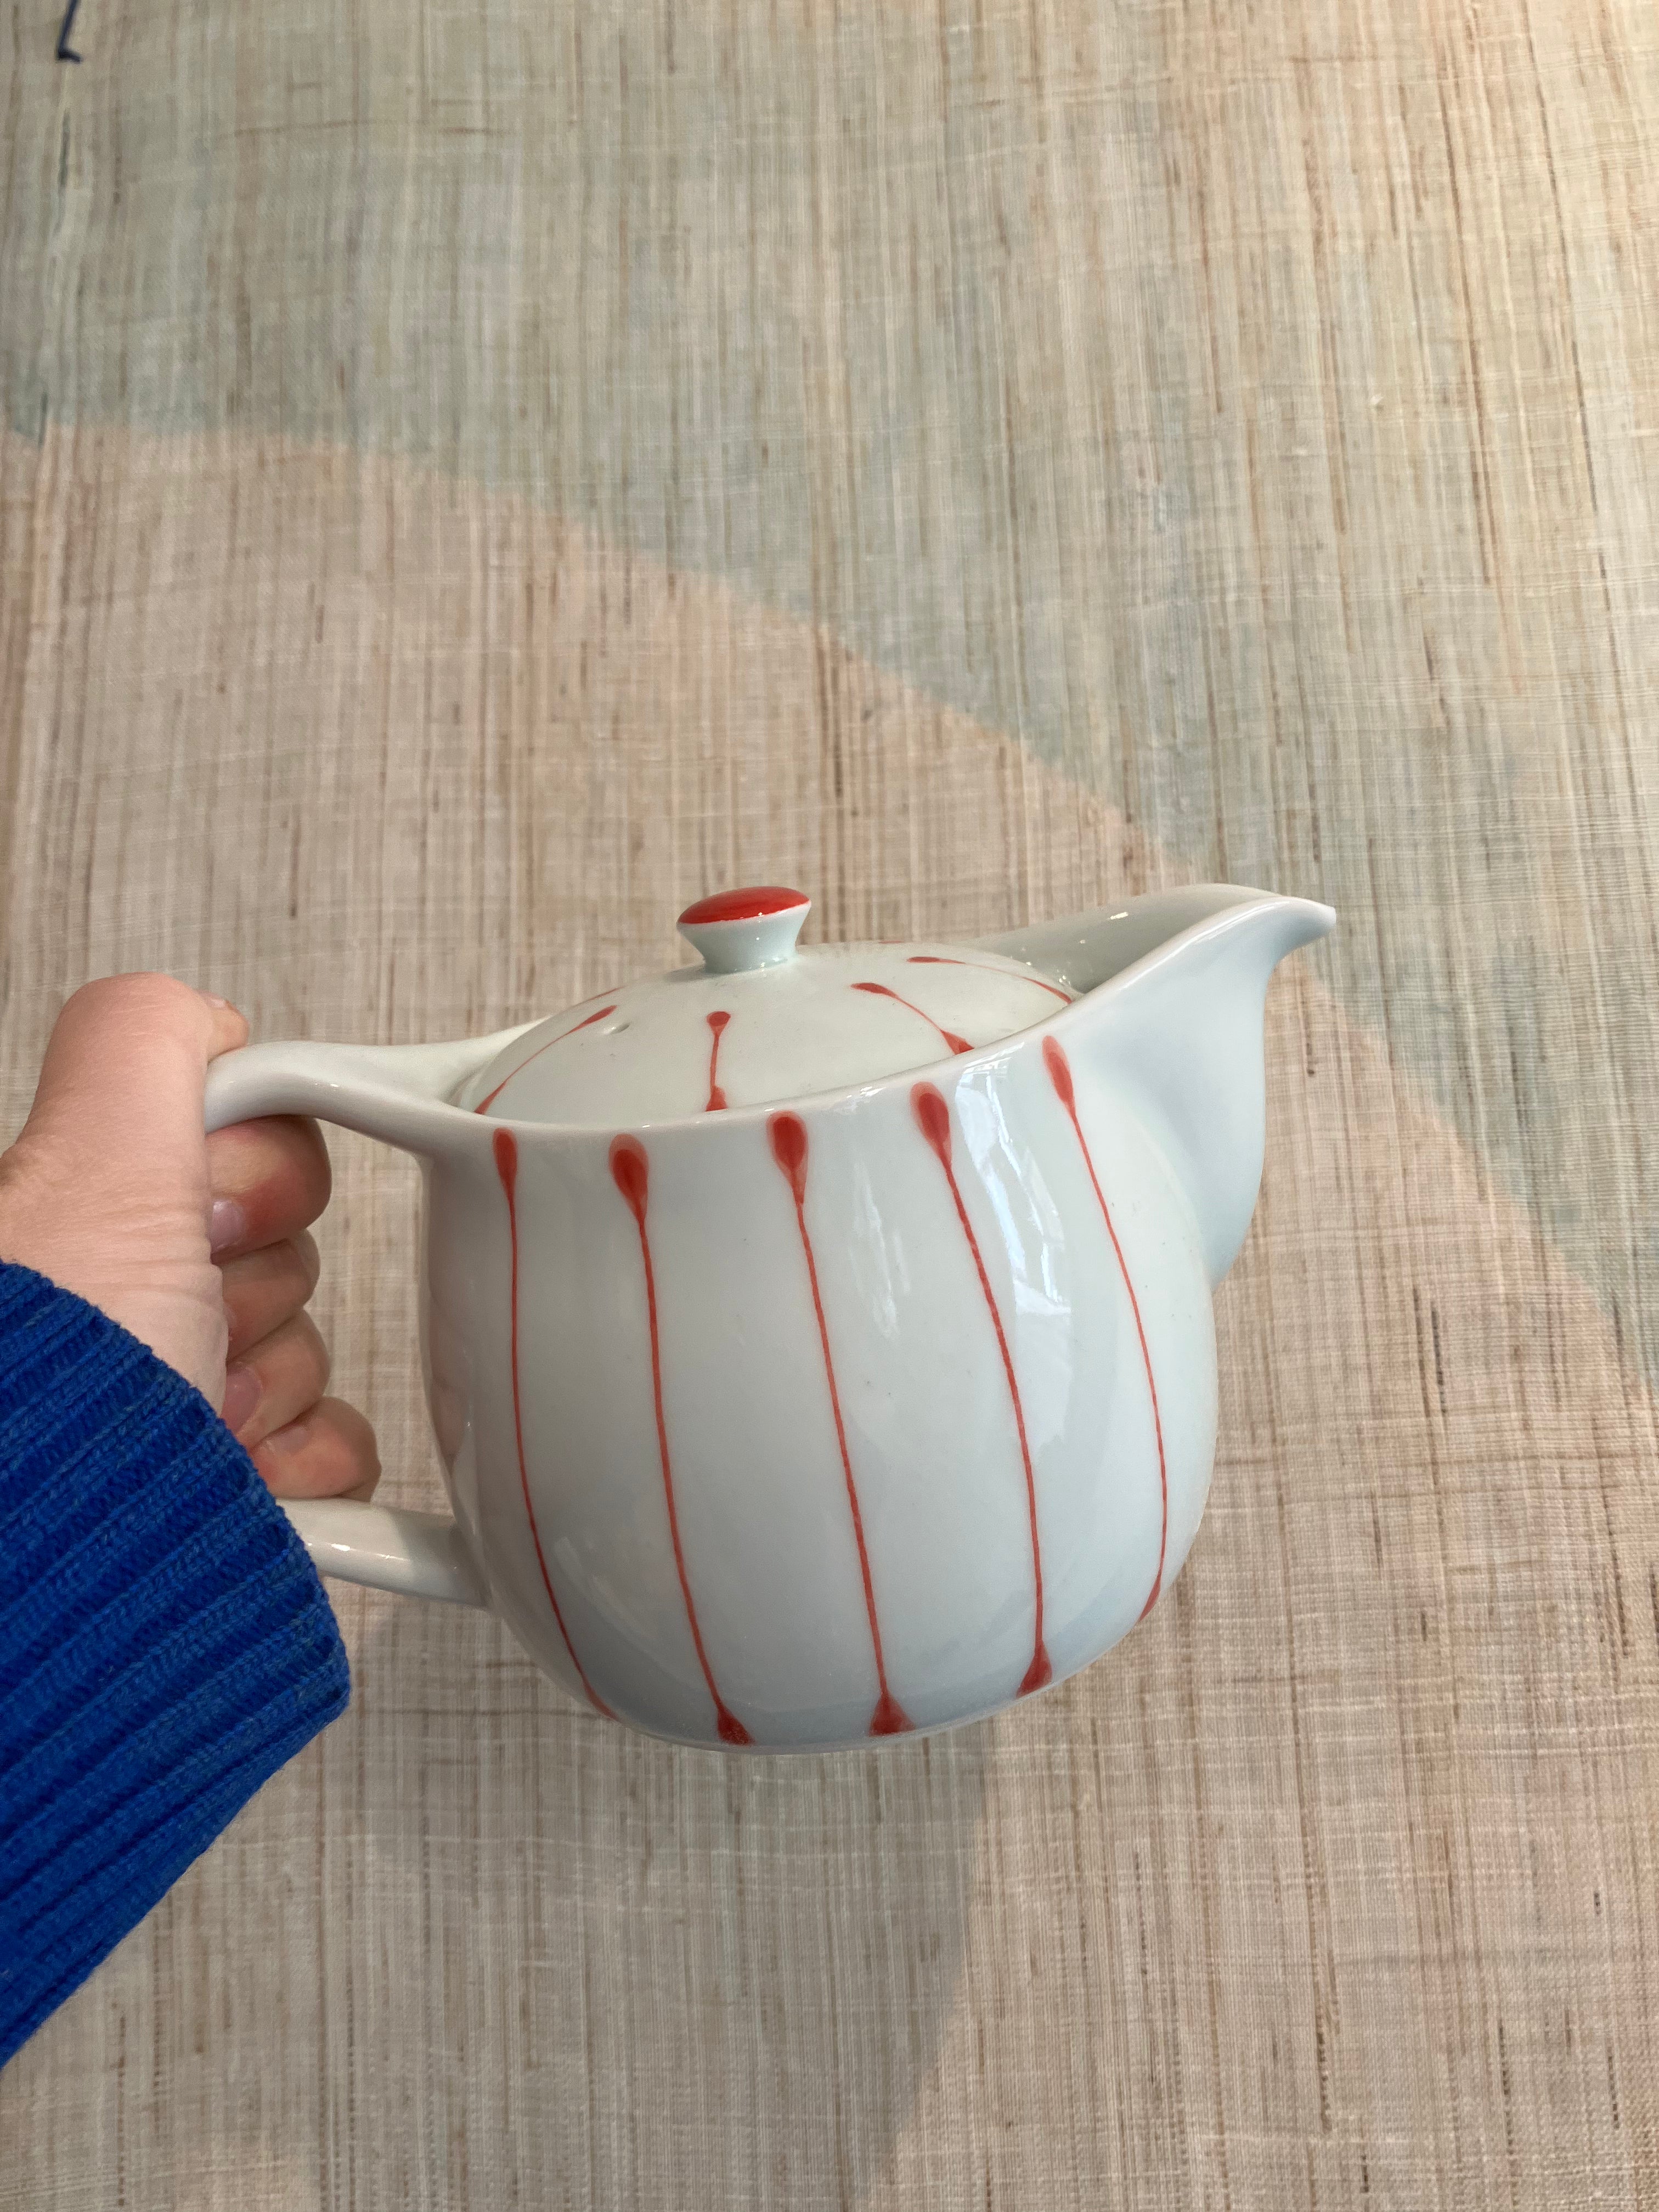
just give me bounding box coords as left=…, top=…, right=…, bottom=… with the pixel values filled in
left=0, top=975, right=379, bottom=1500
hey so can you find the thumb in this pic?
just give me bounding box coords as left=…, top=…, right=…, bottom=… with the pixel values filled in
left=18, top=975, right=249, bottom=1204
left=0, top=976, right=250, bottom=1395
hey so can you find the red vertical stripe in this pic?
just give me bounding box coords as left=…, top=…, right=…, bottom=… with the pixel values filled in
left=609, top=1135, right=752, bottom=1747
left=911, top=1084, right=1052, bottom=1697
left=705, top=1010, right=731, bottom=1111
left=493, top=1129, right=614, bottom=1718
left=1042, top=1036, right=1169, bottom=1619
left=769, top=1113, right=911, bottom=1737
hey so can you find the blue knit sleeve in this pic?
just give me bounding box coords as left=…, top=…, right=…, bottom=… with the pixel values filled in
left=0, top=1262, right=351, bottom=2067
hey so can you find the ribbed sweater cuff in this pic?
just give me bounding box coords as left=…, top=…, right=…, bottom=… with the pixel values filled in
left=0, top=1262, right=349, bottom=2067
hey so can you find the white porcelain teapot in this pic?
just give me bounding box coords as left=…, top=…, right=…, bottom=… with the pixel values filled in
left=205, top=883, right=1333, bottom=1750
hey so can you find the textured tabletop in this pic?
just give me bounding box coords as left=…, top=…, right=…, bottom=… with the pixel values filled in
left=2, top=0, right=1656, bottom=2203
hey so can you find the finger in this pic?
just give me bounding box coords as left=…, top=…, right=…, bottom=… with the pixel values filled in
left=250, top=1396, right=382, bottom=1502
left=206, top=1116, right=331, bottom=1259
left=17, top=976, right=249, bottom=1212
left=221, top=1309, right=331, bottom=1449
left=221, top=1233, right=321, bottom=1359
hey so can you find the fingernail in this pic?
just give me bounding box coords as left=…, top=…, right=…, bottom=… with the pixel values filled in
left=201, top=991, right=232, bottom=1009
left=221, top=1363, right=261, bottom=1432
left=264, top=1410, right=314, bottom=1455
left=210, top=1197, right=247, bottom=1254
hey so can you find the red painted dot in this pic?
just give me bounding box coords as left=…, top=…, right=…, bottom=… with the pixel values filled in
left=768, top=1109, right=810, bottom=1201
left=609, top=1133, right=649, bottom=1223
left=911, top=1081, right=952, bottom=1161
left=678, top=885, right=809, bottom=926
left=1041, top=1033, right=1075, bottom=1111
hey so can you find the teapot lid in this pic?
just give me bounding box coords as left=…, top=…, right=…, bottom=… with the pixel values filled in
left=457, top=886, right=1074, bottom=1125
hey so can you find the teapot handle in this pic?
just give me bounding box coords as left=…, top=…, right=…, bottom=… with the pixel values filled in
left=202, top=1028, right=536, bottom=1159
left=203, top=1030, right=535, bottom=1610
left=276, top=1498, right=487, bottom=1608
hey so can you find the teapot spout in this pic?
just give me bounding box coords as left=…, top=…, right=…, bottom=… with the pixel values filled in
left=975, top=887, right=1335, bottom=1283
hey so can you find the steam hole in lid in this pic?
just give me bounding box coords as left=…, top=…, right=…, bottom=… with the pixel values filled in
left=604, top=1020, right=630, bottom=1034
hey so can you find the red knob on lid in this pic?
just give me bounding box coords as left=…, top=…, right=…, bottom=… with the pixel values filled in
left=678, top=887, right=811, bottom=973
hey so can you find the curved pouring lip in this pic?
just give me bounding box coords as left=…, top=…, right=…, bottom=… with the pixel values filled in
left=466, top=887, right=1335, bottom=1139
